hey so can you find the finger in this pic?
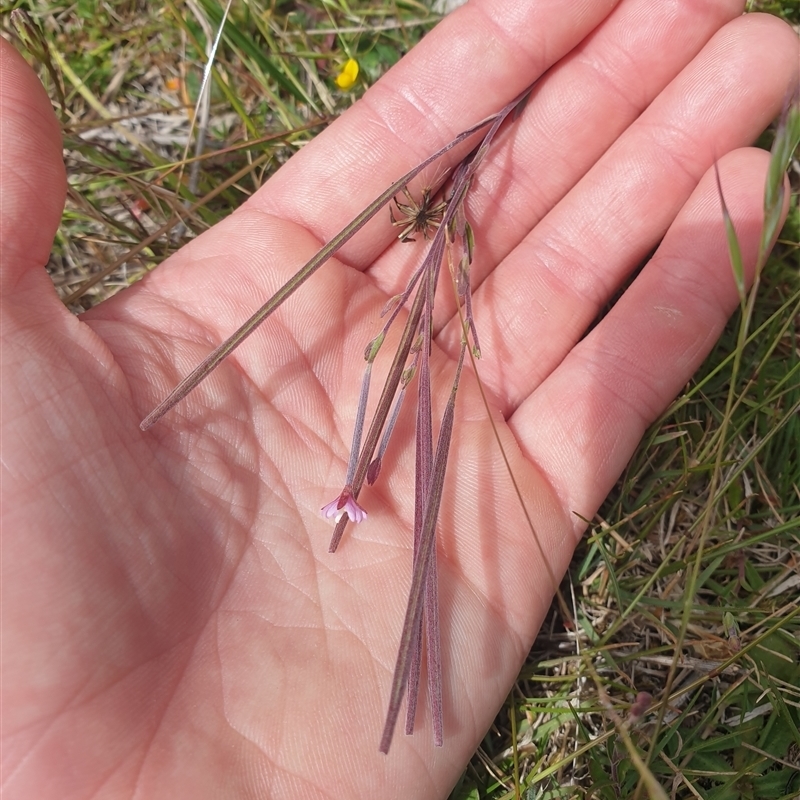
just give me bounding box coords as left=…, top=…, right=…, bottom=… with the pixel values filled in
left=373, top=0, right=744, bottom=302
left=438, top=13, right=798, bottom=415
left=509, top=147, right=789, bottom=537
left=0, top=38, right=66, bottom=314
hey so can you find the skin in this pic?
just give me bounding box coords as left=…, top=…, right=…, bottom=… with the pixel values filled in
left=1, top=1, right=797, bottom=798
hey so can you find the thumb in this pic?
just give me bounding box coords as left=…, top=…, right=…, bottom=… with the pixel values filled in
left=0, top=36, right=66, bottom=308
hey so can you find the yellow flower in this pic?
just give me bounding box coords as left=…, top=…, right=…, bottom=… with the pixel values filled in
left=335, top=58, right=359, bottom=90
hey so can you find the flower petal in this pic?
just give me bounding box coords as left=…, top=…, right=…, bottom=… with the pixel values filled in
left=321, top=493, right=367, bottom=524
left=321, top=498, right=343, bottom=519
left=344, top=497, right=368, bottom=523
left=335, top=58, right=359, bottom=90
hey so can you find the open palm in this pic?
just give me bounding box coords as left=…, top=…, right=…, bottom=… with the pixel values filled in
left=2, top=2, right=796, bottom=798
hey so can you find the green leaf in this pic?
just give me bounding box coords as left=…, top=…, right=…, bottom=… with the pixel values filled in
left=715, top=161, right=746, bottom=308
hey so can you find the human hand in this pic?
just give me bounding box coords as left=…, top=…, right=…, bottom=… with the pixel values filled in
left=2, top=2, right=796, bottom=798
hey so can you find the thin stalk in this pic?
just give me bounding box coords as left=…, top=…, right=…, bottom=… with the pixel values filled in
left=447, top=238, right=564, bottom=602
left=421, top=254, right=443, bottom=746
left=329, top=233, right=448, bottom=551
left=327, top=273, right=426, bottom=551
left=140, top=111, right=509, bottom=430
left=405, top=263, right=435, bottom=737
left=367, top=356, right=416, bottom=485
left=379, top=259, right=427, bottom=334
left=379, top=342, right=466, bottom=754
left=346, top=361, right=372, bottom=486
left=423, top=533, right=443, bottom=746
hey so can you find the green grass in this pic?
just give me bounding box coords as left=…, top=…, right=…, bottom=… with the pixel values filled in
left=6, top=0, right=437, bottom=308
left=4, top=1, right=799, bottom=798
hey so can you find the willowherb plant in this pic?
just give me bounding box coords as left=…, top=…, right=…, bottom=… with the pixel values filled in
left=141, top=85, right=534, bottom=752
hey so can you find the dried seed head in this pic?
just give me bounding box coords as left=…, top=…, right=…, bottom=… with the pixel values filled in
left=390, top=188, right=447, bottom=242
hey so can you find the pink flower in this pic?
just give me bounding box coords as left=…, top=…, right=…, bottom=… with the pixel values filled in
left=321, top=487, right=367, bottom=524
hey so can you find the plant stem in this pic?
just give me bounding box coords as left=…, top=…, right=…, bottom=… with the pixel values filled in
left=140, top=111, right=508, bottom=430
